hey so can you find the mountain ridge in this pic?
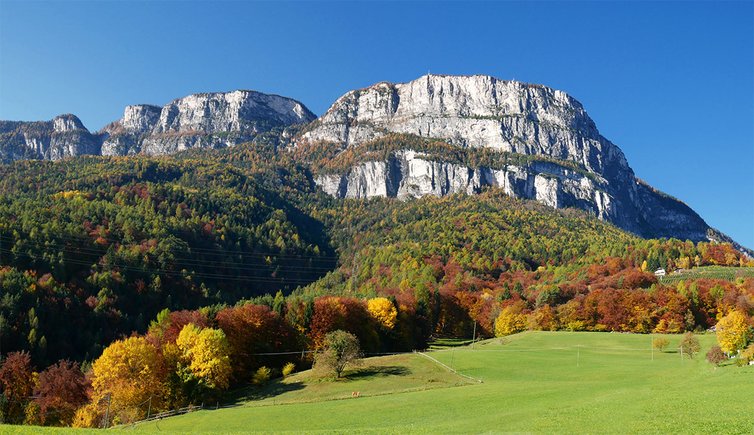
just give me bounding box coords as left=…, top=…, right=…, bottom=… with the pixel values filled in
left=296, top=74, right=723, bottom=246
left=0, top=75, right=749, bottom=252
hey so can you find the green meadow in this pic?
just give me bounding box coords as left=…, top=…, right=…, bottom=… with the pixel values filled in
left=4, top=331, right=752, bottom=434
left=125, top=331, right=752, bottom=434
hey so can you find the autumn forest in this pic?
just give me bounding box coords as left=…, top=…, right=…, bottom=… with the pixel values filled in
left=0, top=142, right=752, bottom=428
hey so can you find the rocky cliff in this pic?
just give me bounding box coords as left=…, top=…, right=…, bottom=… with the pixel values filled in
left=0, top=90, right=315, bottom=161
left=100, top=90, right=316, bottom=155
left=0, top=114, right=100, bottom=162
left=300, top=74, right=712, bottom=243
left=0, top=77, right=741, bottom=247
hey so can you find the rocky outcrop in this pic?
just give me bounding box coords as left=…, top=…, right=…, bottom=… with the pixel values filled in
left=301, top=75, right=629, bottom=179
left=0, top=114, right=100, bottom=162
left=101, top=90, right=316, bottom=155
left=301, top=74, right=715, bottom=243
left=1, top=90, right=316, bottom=161
left=315, top=150, right=616, bottom=219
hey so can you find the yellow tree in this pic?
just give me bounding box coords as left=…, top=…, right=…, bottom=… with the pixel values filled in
left=88, top=336, right=164, bottom=426
left=716, top=309, right=752, bottom=354
left=495, top=301, right=528, bottom=336
left=176, top=324, right=232, bottom=391
left=367, top=297, right=398, bottom=330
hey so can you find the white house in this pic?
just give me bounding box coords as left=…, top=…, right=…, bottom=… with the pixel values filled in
left=654, top=268, right=666, bottom=278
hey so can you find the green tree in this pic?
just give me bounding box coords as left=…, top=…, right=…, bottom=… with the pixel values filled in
left=679, top=332, right=700, bottom=358
left=315, top=330, right=362, bottom=379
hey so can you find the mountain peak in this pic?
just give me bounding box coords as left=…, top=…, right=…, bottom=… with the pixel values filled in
left=299, top=75, right=718, bottom=245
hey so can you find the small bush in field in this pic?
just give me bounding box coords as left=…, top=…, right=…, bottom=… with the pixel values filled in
left=282, top=362, right=296, bottom=378
left=252, top=366, right=271, bottom=386
left=706, top=345, right=726, bottom=366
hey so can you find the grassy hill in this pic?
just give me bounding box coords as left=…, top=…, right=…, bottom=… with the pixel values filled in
left=118, top=331, right=753, bottom=434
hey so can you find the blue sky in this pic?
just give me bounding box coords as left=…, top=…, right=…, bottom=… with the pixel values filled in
left=1, top=1, right=752, bottom=248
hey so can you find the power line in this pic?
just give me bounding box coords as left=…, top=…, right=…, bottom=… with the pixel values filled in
left=0, top=240, right=339, bottom=274
left=0, top=247, right=324, bottom=286
left=0, top=233, right=341, bottom=262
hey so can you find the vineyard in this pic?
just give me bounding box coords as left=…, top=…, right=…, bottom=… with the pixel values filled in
left=660, top=265, right=754, bottom=284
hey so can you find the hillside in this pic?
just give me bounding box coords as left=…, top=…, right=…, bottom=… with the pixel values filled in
left=0, top=124, right=751, bottom=430
left=0, top=156, right=335, bottom=364
left=0, top=148, right=751, bottom=368
left=129, top=332, right=754, bottom=433
left=0, top=75, right=749, bottom=249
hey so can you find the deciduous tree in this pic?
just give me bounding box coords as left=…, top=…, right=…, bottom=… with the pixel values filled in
left=715, top=309, right=751, bottom=354
left=90, top=336, right=164, bottom=426
left=175, top=324, right=231, bottom=391
left=679, top=333, right=700, bottom=358
left=494, top=301, right=528, bottom=336
left=367, top=297, right=397, bottom=330
left=0, top=351, right=34, bottom=424
left=33, top=360, right=88, bottom=426
left=315, top=330, right=362, bottom=379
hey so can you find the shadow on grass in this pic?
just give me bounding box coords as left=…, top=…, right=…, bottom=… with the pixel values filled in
left=345, top=365, right=411, bottom=380
left=428, top=338, right=475, bottom=349
left=226, top=380, right=305, bottom=405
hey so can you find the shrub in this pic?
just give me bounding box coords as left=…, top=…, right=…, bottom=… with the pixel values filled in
left=282, top=362, right=296, bottom=378
left=706, top=345, right=726, bottom=366
left=652, top=337, right=670, bottom=352
left=736, top=343, right=754, bottom=367
left=252, top=366, right=271, bottom=386
left=679, top=333, right=700, bottom=358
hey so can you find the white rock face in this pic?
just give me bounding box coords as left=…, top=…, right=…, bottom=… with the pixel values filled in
left=100, top=90, right=316, bottom=156
left=305, top=75, right=713, bottom=242
left=122, top=105, right=161, bottom=132
left=314, top=150, right=619, bottom=221
left=302, top=74, right=628, bottom=177
left=0, top=114, right=100, bottom=161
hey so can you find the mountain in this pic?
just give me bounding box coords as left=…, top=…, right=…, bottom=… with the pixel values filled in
left=0, top=114, right=101, bottom=161
left=99, top=90, right=316, bottom=155
left=0, top=76, right=747, bottom=250
left=297, top=74, right=722, bottom=244
left=0, top=90, right=315, bottom=162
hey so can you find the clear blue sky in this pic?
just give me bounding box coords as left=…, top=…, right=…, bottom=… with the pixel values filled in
left=1, top=1, right=752, bottom=248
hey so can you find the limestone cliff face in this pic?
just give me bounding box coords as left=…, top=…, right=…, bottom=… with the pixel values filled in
left=301, top=74, right=711, bottom=243
left=0, top=114, right=100, bottom=162
left=0, top=90, right=315, bottom=161
left=101, top=90, right=316, bottom=155
left=302, top=75, right=629, bottom=178
left=315, top=150, right=616, bottom=220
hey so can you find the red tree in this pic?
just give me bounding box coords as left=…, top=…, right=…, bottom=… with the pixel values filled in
left=216, top=304, right=300, bottom=380
left=0, top=351, right=34, bottom=424
left=33, top=360, right=89, bottom=426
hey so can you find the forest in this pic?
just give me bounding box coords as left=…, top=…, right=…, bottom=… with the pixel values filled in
left=0, top=144, right=752, bottom=427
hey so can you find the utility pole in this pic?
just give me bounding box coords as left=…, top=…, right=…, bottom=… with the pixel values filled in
left=147, top=395, right=152, bottom=420
left=102, top=393, right=112, bottom=429
left=472, top=321, right=477, bottom=349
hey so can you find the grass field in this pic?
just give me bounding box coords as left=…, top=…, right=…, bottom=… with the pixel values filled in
left=4, top=331, right=752, bottom=434
left=119, top=331, right=752, bottom=434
